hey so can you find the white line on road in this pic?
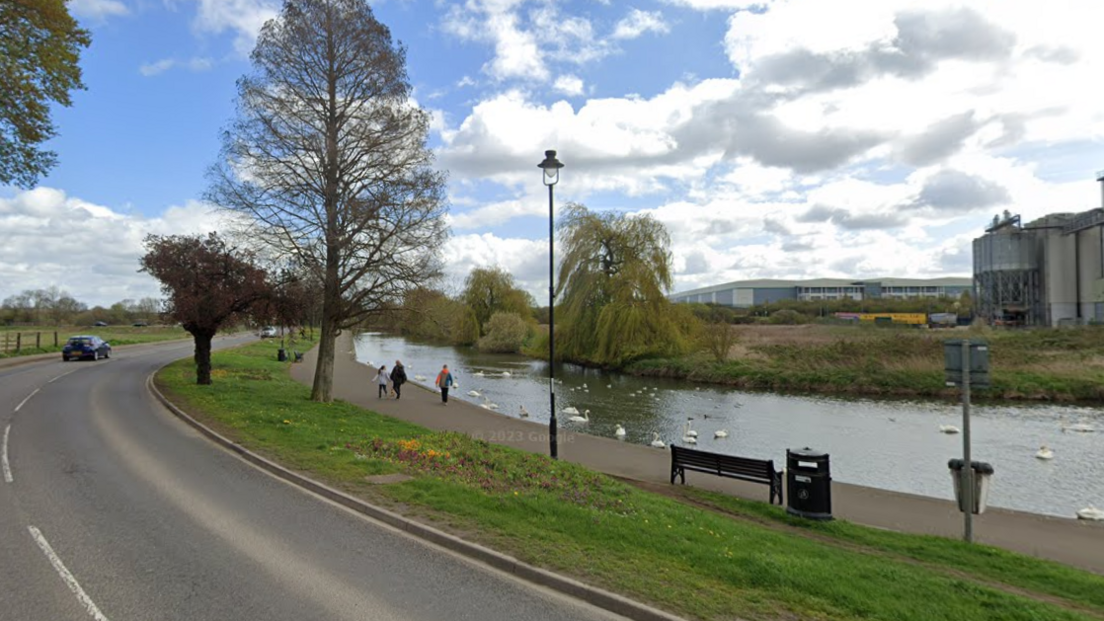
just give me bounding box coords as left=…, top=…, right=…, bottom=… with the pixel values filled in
left=14, top=388, right=41, bottom=412
left=2, top=424, right=11, bottom=483
left=49, top=369, right=80, bottom=383
left=28, top=526, right=112, bottom=621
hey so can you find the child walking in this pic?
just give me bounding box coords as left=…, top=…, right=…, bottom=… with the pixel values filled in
left=374, top=364, right=390, bottom=399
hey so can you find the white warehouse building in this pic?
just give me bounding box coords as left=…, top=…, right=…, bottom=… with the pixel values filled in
left=670, top=277, right=972, bottom=308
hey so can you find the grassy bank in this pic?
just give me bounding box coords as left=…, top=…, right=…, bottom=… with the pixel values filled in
left=627, top=324, right=1104, bottom=402
left=155, top=340, right=1104, bottom=621
left=0, top=324, right=190, bottom=359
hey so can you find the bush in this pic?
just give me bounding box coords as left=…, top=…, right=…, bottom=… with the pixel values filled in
left=477, top=312, right=531, bottom=353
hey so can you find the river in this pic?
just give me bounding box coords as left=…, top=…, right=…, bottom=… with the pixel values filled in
left=354, top=332, right=1104, bottom=519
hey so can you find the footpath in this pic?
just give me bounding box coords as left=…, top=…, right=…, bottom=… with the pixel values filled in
left=290, top=332, right=1104, bottom=575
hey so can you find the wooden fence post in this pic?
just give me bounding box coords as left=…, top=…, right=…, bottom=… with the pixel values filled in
left=36, top=332, right=41, bottom=349
left=16, top=333, right=21, bottom=352
left=54, top=332, right=58, bottom=347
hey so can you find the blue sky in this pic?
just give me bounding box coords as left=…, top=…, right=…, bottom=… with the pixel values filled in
left=3, top=0, right=1104, bottom=307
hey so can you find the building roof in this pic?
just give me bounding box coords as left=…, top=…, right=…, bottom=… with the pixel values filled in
left=671, top=277, right=972, bottom=298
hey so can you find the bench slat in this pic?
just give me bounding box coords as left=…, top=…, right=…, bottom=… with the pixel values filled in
left=670, top=445, right=782, bottom=505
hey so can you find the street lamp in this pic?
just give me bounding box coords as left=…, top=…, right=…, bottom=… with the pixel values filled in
left=538, top=149, right=564, bottom=459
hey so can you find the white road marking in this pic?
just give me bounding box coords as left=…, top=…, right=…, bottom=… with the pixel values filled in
left=14, top=388, right=41, bottom=412
left=28, top=526, right=112, bottom=621
left=49, top=369, right=80, bottom=383
left=2, top=424, right=11, bottom=483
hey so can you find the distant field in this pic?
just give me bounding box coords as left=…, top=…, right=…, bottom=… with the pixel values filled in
left=0, top=324, right=190, bottom=358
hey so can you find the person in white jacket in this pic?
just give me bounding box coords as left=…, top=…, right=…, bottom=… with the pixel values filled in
left=373, top=365, right=390, bottom=399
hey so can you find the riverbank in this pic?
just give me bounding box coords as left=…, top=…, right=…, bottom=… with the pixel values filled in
left=625, top=324, right=1104, bottom=403
left=154, top=339, right=1104, bottom=621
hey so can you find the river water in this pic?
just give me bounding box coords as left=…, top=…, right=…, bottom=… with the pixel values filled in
left=354, top=332, right=1104, bottom=519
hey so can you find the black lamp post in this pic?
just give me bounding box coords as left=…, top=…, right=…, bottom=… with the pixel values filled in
left=538, top=149, right=564, bottom=459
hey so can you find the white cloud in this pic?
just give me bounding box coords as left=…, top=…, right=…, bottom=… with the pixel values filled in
left=553, top=75, right=584, bottom=96
left=612, top=9, right=669, bottom=40
left=192, top=0, right=279, bottom=56
left=0, top=188, right=229, bottom=308
left=443, top=233, right=550, bottom=300
left=138, top=56, right=213, bottom=76
left=69, top=0, right=129, bottom=20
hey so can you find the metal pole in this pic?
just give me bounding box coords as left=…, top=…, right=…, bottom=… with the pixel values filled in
left=962, top=340, right=973, bottom=543
left=548, top=182, right=558, bottom=460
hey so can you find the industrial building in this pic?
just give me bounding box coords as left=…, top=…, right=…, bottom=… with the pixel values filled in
left=973, top=173, right=1104, bottom=326
left=670, top=277, right=972, bottom=308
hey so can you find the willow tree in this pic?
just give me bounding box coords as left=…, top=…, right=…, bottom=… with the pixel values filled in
left=461, top=266, right=535, bottom=334
left=206, top=0, right=448, bottom=402
left=555, top=203, right=686, bottom=366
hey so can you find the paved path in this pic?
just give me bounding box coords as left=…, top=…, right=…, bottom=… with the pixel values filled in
left=293, top=333, right=1104, bottom=575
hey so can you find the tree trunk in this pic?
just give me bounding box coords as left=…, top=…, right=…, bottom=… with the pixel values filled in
left=193, top=329, right=216, bottom=385
left=311, top=315, right=337, bottom=402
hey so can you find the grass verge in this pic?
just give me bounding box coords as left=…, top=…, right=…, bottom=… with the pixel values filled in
left=155, top=340, right=1104, bottom=621
left=0, top=324, right=190, bottom=359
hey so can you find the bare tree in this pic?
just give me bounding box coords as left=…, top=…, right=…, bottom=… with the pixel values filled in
left=206, top=0, right=448, bottom=402
left=140, top=233, right=271, bottom=385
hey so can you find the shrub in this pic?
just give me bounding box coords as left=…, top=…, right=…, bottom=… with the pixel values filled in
left=477, top=312, right=531, bottom=353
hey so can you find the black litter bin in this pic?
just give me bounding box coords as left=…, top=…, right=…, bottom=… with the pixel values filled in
left=278, top=348, right=288, bottom=362
left=786, top=448, right=833, bottom=521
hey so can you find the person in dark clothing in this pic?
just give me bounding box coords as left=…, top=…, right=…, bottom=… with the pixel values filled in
left=391, top=360, right=407, bottom=399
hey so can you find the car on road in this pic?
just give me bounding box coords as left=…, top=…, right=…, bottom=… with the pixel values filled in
left=260, top=326, right=277, bottom=338
left=93, top=321, right=108, bottom=327
left=63, top=335, right=112, bottom=361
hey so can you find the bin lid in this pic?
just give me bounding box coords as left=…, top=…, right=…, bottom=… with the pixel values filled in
left=788, top=447, right=828, bottom=459
left=947, top=458, right=995, bottom=474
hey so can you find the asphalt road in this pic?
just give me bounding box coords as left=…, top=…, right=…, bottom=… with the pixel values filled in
left=0, top=337, right=625, bottom=621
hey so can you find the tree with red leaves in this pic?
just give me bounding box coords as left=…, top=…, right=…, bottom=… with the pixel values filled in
left=140, top=233, right=271, bottom=385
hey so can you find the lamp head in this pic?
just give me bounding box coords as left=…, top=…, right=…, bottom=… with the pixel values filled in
left=538, top=149, right=564, bottom=186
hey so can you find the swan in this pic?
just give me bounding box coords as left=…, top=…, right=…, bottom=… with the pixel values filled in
left=939, top=425, right=961, bottom=434
left=614, top=424, right=626, bottom=438
left=519, top=405, right=530, bottom=418
left=467, top=390, right=481, bottom=397
left=563, top=406, right=580, bottom=415
left=414, top=374, right=427, bottom=381
left=1076, top=505, right=1104, bottom=520
left=607, top=384, right=612, bottom=389
left=581, top=383, right=587, bottom=389
left=569, top=409, right=590, bottom=423
left=714, top=429, right=728, bottom=438
left=473, top=371, right=485, bottom=377
left=1035, top=445, right=1054, bottom=460
left=682, top=422, right=697, bottom=444
left=684, top=418, right=698, bottom=438
left=650, top=432, right=666, bottom=449
left=501, top=371, right=512, bottom=377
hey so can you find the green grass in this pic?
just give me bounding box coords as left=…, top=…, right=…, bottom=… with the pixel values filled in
left=156, top=340, right=1104, bottom=621
left=0, top=324, right=190, bottom=358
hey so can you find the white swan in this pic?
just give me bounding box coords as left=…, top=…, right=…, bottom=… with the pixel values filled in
left=684, top=418, right=698, bottom=438
left=467, top=390, right=481, bottom=397
left=939, top=425, right=961, bottom=434
left=650, top=432, right=666, bottom=449
left=501, top=371, right=512, bottom=377
left=581, top=383, right=587, bottom=389
left=1035, top=445, right=1054, bottom=460
left=569, top=409, right=590, bottom=423
left=563, top=406, right=580, bottom=415
left=473, top=371, right=485, bottom=377
left=1066, top=422, right=1096, bottom=433
left=519, top=405, right=530, bottom=418
left=614, top=424, right=626, bottom=438
left=1076, top=505, right=1104, bottom=520
left=414, top=374, right=427, bottom=381
left=714, top=429, right=729, bottom=438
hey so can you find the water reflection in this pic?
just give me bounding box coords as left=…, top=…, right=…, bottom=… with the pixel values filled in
left=355, top=332, right=1104, bottom=519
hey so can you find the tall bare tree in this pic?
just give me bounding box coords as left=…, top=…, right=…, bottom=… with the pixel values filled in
left=206, top=0, right=448, bottom=402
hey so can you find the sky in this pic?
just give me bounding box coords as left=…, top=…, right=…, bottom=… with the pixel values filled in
left=2, top=0, right=1104, bottom=308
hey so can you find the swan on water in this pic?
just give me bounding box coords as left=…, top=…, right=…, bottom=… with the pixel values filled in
left=650, top=433, right=666, bottom=449
left=563, top=406, right=580, bottom=415
left=1076, top=505, right=1104, bottom=520
left=473, top=371, right=485, bottom=377
left=414, top=375, right=427, bottom=381
left=519, top=405, right=530, bottom=418
left=684, top=418, right=698, bottom=438
left=467, top=390, right=481, bottom=397
left=501, top=371, right=512, bottom=377
left=614, top=424, right=626, bottom=438
left=939, top=425, right=961, bottom=434
left=714, top=429, right=728, bottom=438
left=1035, top=445, right=1054, bottom=460
left=569, top=409, right=590, bottom=423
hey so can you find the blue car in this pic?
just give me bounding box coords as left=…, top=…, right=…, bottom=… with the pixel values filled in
left=62, top=335, right=112, bottom=361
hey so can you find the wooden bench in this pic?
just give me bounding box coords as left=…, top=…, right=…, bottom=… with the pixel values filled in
left=670, top=444, right=782, bottom=505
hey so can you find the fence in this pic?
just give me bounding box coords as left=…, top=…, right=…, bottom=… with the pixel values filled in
left=0, top=332, right=60, bottom=354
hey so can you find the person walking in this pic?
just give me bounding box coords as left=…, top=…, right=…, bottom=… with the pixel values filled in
left=374, top=364, right=390, bottom=399
left=391, top=360, right=407, bottom=400
left=435, top=364, right=454, bottom=405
